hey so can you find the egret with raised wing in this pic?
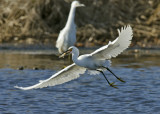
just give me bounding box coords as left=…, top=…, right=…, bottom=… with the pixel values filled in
left=15, top=25, right=133, bottom=90
left=56, top=1, right=85, bottom=54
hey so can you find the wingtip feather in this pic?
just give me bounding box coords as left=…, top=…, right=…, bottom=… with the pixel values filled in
left=14, top=85, right=27, bottom=90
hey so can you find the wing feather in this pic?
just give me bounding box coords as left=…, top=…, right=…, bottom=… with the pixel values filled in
left=91, top=25, right=133, bottom=59
left=14, top=63, right=86, bottom=90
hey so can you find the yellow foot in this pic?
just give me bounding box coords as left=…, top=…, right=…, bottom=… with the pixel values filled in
left=118, top=78, right=125, bottom=83
left=109, top=82, right=118, bottom=89
left=61, top=66, right=67, bottom=69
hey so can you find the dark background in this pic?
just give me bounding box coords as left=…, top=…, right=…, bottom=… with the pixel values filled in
left=0, top=0, right=159, bottom=48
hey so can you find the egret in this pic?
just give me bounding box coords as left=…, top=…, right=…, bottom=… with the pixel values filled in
left=15, top=25, right=133, bottom=90
left=56, top=1, right=85, bottom=54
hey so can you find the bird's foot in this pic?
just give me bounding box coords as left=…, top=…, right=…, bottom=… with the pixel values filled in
left=109, top=82, right=118, bottom=89
left=117, top=77, right=125, bottom=83
left=61, top=66, right=67, bottom=69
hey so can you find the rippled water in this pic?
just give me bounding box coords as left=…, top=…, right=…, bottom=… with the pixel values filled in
left=0, top=48, right=160, bottom=114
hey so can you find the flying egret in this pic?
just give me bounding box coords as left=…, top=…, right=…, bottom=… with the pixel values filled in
left=56, top=1, right=85, bottom=54
left=15, top=25, right=133, bottom=90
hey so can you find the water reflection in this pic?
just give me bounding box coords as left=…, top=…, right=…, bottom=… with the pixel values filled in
left=0, top=49, right=159, bottom=70
left=0, top=53, right=70, bottom=70
left=113, top=55, right=160, bottom=68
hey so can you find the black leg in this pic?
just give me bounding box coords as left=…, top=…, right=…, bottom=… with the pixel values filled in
left=103, top=67, right=125, bottom=83
left=97, top=70, right=117, bottom=88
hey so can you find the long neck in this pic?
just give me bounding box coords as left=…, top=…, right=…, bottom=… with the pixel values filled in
left=72, top=50, right=79, bottom=64
left=65, top=6, right=76, bottom=28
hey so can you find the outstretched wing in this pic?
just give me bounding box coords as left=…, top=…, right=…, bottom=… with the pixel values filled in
left=91, top=25, right=133, bottom=60
left=15, top=63, right=86, bottom=90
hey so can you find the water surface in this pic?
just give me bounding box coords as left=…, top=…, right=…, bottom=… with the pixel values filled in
left=0, top=48, right=160, bottom=114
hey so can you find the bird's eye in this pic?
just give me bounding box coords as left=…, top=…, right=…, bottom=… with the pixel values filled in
left=69, top=48, right=72, bottom=51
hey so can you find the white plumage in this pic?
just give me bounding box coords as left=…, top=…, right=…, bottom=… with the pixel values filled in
left=15, top=64, right=86, bottom=90
left=56, top=1, right=85, bottom=54
left=91, top=25, right=132, bottom=59
left=15, top=25, right=133, bottom=90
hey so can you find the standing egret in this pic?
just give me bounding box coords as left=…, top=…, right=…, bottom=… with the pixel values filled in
left=56, top=1, right=85, bottom=54
left=15, top=25, right=133, bottom=90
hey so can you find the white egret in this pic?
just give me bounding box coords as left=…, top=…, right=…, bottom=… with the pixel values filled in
left=56, top=1, right=85, bottom=54
left=15, top=25, right=133, bottom=90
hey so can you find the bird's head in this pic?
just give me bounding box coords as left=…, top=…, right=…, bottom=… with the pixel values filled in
left=72, top=1, right=85, bottom=7
left=59, top=47, right=73, bottom=58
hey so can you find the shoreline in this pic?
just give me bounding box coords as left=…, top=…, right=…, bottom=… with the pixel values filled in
left=0, top=43, right=159, bottom=56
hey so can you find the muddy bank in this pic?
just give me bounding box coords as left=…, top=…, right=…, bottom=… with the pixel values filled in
left=0, top=0, right=160, bottom=48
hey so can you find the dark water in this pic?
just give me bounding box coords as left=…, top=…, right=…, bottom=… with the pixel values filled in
left=0, top=48, right=160, bottom=114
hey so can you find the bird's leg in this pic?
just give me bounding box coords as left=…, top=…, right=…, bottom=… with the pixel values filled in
left=97, top=70, right=117, bottom=89
left=103, top=67, right=125, bottom=83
